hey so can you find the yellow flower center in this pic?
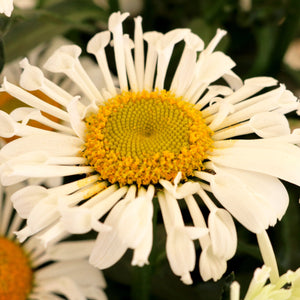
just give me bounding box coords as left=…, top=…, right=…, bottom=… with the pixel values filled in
left=0, top=237, right=33, bottom=300
left=83, top=90, right=213, bottom=186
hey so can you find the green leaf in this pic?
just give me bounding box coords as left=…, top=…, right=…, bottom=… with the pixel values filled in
left=246, top=25, right=277, bottom=77
left=4, top=0, right=109, bottom=63
left=0, top=39, right=4, bottom=73
left=188, top=18, right=229, bottom=52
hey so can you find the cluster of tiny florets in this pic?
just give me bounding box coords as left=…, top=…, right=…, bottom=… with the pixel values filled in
left=0, top=238, right=33, bottom=300
left=82, top=90, right=213, bottom=186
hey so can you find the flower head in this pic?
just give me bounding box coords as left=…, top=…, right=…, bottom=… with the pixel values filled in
left=0, top=0, right=14, bottom=17
left=230, top=265, right=300, bottom=300
left=0, top=11, right=300, bottom=284
left=0, top=183, right=107, bottom=300
left=0, top=0, right=36, bottom=17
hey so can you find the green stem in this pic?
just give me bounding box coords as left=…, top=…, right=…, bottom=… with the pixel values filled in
left=267, top=0, right=300, bottom=75
left=131, top=264, right=153, bottom=300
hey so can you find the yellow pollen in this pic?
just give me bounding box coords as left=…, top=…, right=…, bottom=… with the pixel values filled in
left=82, top=90, right=213, bottom=186
left=0, top=237, right=33, bottom=300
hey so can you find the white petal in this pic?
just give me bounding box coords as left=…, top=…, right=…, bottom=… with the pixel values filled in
left=0, top=110, right=17, bottom=137
left=183, top=226, right=209, bottom=240
left=45, top=241, right=94, bottom=260
left=108, top=11, right=130, bottom=91
left=166, top=227, right=196, bottom=285
left=67, top=97, right=86, bottom=140
left=27, top=195, right=59, bottom=234
left=60, top=206, right=93, bottom=234
left=44, top=45, right=103, bottom=104
left=35, top=276, right=85, bottom=300
left=134, top=16, right=144, bottom=91
left=210, top=140, right=300, bottom=187
left=15, top=226, right=32, bottom=242
left=200, top=244, right=227, bottom=281
left=37, top=222, right=69, bottom=248
left=210, top=166, right=289, bottom=233
left=19, top=58, right=45, bottom=90
left=208, top=208, right=237, bottom=259
left=159, top=177, right=200, bottom=199
left=131, top=225, right=153, bottom=266
left=0, top=132, right=82, bottom=158
left=89, top=200, right=128, bottom=269
left=143, top=31, right=163, bottom=91
left=2, top=78, right=70, bottom=121
left=196, top=52, right=236, bottom=84
left=43, top=45, right=82, bottom=73
left=87, top=31, right=117, bottom=96
left=244, top=266, right=271, bottom=297
left=155, top=29, right=190, bottom=90
left=249, top=111, right=290, bottom=138
left=11, top=185, right=48, bottom=218
left=0, top=0, right=13, bottom=17
left=222, top=70, right=243, bottom=91
left=225, top=76, right=278, bottom=105
left=117, top=195, right=153, bottom=248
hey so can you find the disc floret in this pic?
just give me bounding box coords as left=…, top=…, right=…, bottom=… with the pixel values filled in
left=0, top=237, right=33, bottom=300
left=83, top=90, right=213, bottom=186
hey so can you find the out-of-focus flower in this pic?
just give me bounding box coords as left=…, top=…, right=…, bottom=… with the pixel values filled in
left=0, top=183, right=107, bottom=300
left=0, top=11, right=299, bottom=285
left=284, top=38, right=300, bottom=71
left=118, top=0, right=143, bottom=16
left=230, top=266, right=300, bottom=300
left=0, top=0, right=35, bottom=16
left=0, top=0, right=14, bottom=17
left=239, top=0, right=252, bottom=11
left=93, top=0, right=143, bottom=15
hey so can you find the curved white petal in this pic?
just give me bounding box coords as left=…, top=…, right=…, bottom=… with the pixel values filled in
left=249, top=111, right=290, bottom=138
left=208, top=208, right=237, bottom=259
left=0, top=111, right=18, bottom=138
left=11, top=185, right=49, bottom=218
left=60, top=206, right=94, bottom=234
left=0, top=132, right=82, bottom=158
left=117, top=194, right=153, bottom=248
left=210, top=166, right=289, bottom=233
left=166, top=227, right=196, bottom=285
left=196, top=52, right=236, bottom=84
left=20, top=58, right=45, bottom=90
left=45, top=241, right=94, bottom=261
left=67, top=96, right=86, bottom=140
left=34, top=276, right=85, bottom=300
left=131, top=225, right=153, bottom=266
left=0, top=0, right=13, bottom=16
left=37, top=259, right=105, bottom=288
left=159, top=172, right=200, bottom=199
left=89, top=200, right=128, bottom=269
left=210, top=140, right=300, bottom=187
left=26, top=195, right=59, bottom=234
left=200, top=244, right=227, bottom=282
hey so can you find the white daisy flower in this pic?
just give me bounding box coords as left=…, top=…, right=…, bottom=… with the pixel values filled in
left=0, top=0, right=35, bottom=17
left=0, top=11, right=299, bottom=284
left=230, top=266, right=300, bottom=300
left=0, top=0, right=14, bottom=17
left=0, top=183, right=107, bottom=300
left=284, top=38, right=300, bottom=71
